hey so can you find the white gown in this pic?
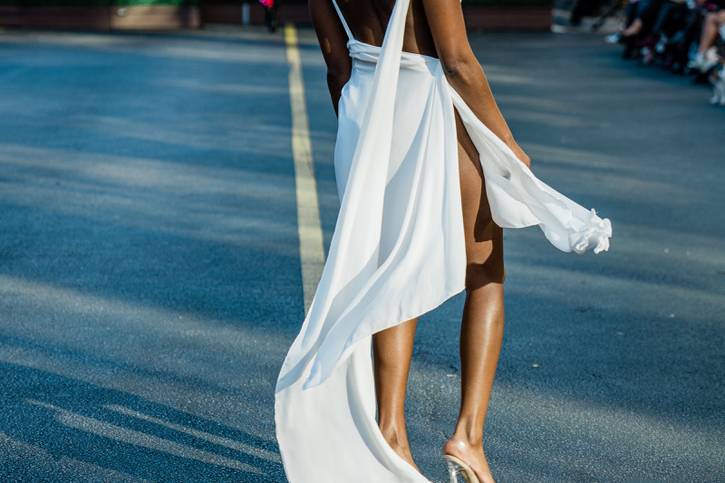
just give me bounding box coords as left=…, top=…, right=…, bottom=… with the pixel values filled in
left=275, top=0, right=612, bottom=481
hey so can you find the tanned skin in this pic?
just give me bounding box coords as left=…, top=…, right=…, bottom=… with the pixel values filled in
left=309, top=1, right=532, bottom=481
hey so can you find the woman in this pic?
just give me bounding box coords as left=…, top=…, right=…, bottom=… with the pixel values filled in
left=275, top=1, right=612, bottom=482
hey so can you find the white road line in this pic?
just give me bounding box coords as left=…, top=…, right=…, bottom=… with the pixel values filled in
left=284, top=24, right=325, bottom=314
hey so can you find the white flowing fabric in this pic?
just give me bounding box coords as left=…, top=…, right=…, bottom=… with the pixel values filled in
left=275, top=1, right=612, bottom=481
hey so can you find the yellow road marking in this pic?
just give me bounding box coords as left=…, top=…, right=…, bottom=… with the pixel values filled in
left=284, top=24, right=325, bottom=313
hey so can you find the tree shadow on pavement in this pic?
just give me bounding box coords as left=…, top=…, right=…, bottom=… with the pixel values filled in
left=0, top=360, right=282, bottom=482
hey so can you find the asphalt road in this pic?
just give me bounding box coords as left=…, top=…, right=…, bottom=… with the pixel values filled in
left=0, top=26, right=723, bottom=482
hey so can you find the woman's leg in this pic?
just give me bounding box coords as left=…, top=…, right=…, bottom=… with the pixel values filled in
left=444, top=114, right=505, bottom=483
left=690, top=11, right=725, bottom=69
left=373, top=318, right=419, bottom=469
left=697, top=11, right=725, bottom=56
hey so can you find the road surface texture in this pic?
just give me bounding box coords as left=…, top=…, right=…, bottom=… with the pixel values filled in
left=0, top=26, right=723, bottom=482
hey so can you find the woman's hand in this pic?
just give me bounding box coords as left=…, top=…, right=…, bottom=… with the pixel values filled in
left=507, top=141, right=532, bottom=169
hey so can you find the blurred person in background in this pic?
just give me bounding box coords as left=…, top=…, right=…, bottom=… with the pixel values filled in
left=260, top=0, right=279, bottom=32
left=605, top=0, right=725, bottom=104
left=689, top=6, right=725, bottom=70
left=569, top=0, right=608, bottom=26
left=644, top=0, right=689, bottom=65
left=608, top=0, right=664, bottom=53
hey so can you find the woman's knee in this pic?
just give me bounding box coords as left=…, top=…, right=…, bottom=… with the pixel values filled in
left=465, top=258, right=505, bottom=290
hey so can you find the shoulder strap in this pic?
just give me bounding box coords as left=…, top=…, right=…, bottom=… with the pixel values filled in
left=330, top=0, right=354, bottom=41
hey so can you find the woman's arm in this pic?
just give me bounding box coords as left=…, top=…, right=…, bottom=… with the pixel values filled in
left=421, top=0, right=531, bottom=167
left=309, top=0, right=352, bottom=115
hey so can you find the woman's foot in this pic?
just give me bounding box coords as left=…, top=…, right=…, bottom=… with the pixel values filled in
left=443, top=436, right=494, bottom=483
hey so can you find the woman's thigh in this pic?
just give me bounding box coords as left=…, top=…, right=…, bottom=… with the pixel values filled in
left=455, top=112, right=505, bottom=291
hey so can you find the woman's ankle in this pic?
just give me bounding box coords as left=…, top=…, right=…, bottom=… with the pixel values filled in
left=449, top=417, right=484, bottom=447
left=379, top=423, right=418, bottom=468
left=379, top=423, right=410, bottom=449
left=445, top=435, right=482, bottom=455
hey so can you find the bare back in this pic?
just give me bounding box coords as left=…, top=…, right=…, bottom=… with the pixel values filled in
left=333, top=0, right=438, bottom=57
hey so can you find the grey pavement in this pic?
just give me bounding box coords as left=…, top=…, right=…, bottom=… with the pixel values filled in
left=0, top=27, right=723, bottom=482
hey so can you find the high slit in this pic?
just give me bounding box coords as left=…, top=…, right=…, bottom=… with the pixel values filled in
left=275, top=1, right=612, bottom=481
left=455, top=108, right=505, bottom=288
